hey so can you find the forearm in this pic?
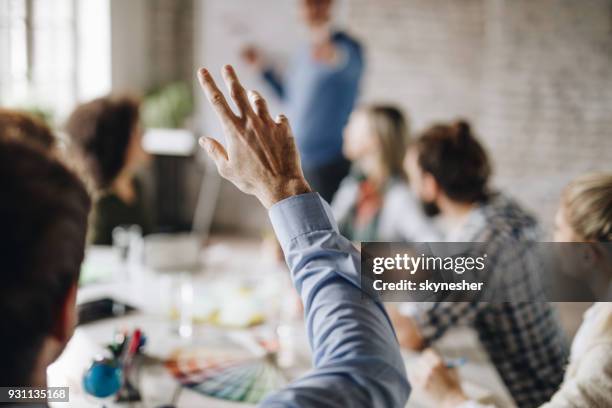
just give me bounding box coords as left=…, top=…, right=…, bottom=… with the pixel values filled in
left=410, top=301, right=482, bottom=346
left=264, top=193, right=410, bottom=407
left=197, top=65, right=407, bottom=407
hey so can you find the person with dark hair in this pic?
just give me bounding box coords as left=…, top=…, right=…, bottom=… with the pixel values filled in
left=412, top=121, right=491, bottom=215
left=389, top=120, right=568, bottom=407
left=242, top=0, right=364, bottom=203
left=411, top=172, right=612, bottom=408
left=65, top=96, right=151, bottom=245
left=331, top=105, right=439, bottom=242
left=0, top=123, right=91, bottom=385
left=0, top=108, right=56, bottom=150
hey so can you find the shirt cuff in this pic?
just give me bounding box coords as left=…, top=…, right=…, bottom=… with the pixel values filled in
left=268, top=192, right=337, bottom=245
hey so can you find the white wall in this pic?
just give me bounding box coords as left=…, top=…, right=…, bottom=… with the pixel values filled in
left=347, top=0, right=612, bottom=232
left=110, top=0, right=150, bottom=92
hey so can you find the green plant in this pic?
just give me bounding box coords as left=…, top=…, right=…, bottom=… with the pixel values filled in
left=142, top=81, right=194, bottom=129
left=19, top=105, right=55, bottom=126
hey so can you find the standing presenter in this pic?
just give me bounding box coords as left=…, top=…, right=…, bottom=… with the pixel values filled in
left=242, top=0, right=364, bottom=203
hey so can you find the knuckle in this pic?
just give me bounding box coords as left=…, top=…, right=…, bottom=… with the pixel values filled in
left=211, top=92, right=225, bottom=105
left=231, top=84, right=242, bottom=98
left=237, top=115, right=248, bottom=127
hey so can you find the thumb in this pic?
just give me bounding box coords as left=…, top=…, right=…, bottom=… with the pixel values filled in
left=422, top=348, right=444, bottom=367
left=199, top=136, right=229, bottom=175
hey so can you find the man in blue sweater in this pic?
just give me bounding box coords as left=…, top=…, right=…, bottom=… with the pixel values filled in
left=242, top=0, right=364, bottom=203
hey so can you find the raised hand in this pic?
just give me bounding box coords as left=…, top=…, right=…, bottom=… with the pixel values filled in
left=197, top=65, right=311, bottom=208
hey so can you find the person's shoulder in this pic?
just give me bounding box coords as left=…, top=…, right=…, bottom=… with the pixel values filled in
left=332, top=30, right=363, bottom=54
left=478, top=191, right=539, bottom=240
left=332, top=176, right=358, bottom=201
left=574, top=341, right=612, bottom=379
left=385, top=179, right=418, bottom=207
left=382, top=180, right=443, bottom=241
left=585, top=303, right=612, bottom=342
left=486, top=192, right=535, bottom=221
left=95, top=191, right=124, bottom=210
left=330, top=174, right=360, bottom=214
left=332, top=30, right=360, bottom=44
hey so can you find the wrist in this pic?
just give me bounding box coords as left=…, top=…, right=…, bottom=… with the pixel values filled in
left=261, top=177, right=311, bottom=209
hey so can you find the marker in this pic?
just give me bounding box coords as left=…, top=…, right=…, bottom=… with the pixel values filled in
left=444, top=357, right=467, bottom=369
left=120, top=328, right=142, bottom=376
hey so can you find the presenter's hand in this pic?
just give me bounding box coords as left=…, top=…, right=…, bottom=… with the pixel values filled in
left=197, top=65, right=311, bottom=208
left=241, top=45, right=263, bottom=69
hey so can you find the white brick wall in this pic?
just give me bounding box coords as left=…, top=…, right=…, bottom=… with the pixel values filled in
left=149, top=0, right=194, bottom=86
left=347, top=0, right=612, bottom=233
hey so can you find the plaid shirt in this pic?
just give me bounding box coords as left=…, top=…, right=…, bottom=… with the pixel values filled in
left=414, top=193, right=569, bottom=408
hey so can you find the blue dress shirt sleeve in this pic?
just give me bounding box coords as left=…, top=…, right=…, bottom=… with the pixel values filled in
left=261, top=193, right=410, bottom=408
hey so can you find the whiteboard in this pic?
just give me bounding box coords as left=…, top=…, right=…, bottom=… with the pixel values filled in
left=194, top=0, right=349, bottom=140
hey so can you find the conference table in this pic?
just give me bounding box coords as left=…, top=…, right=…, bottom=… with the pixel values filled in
left=48, top=236, right=516, bottom=408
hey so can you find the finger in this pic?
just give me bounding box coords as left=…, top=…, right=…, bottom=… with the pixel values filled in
left=275, top=114, right=290, bottom=130
left=198, top=68, right=237, bottom=126
left=276, top=114, right=295, bottom=140
left=199, top=136, right=230, bottom=176
left=422, top=348, right=444, bottom=367
left=222, top=65, right=252, bottom=118
left=248, top=90, right=272, bottom=123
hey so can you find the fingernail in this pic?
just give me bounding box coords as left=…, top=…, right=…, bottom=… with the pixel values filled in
left=200, top=68, right=209, bottom=77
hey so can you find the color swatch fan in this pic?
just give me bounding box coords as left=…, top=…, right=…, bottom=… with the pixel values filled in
left=166, top=347, right=287, bottom=403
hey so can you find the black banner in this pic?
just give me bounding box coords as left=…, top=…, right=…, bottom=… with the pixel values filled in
left=360, top=242, right=612, bottom=302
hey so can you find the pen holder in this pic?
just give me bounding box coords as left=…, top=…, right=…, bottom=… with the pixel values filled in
left=83, top=328, right=146, bottom=403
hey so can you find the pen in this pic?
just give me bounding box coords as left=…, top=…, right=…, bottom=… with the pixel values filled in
left=444, top=357, right=467, bottom=369
left=121, top=328, right=142, bottom=373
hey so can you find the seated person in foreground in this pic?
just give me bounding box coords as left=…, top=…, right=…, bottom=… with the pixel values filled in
left=0, top=129, right=91, bottom=387
left=389, top=121, right=568, bottom=407
left=65, top=96, right=152, bottom=245
left=412, top=171, right=612, bottom=408
left=331, top=105, right=440, bottom=242
left=0, top=64, right=410, bottom=407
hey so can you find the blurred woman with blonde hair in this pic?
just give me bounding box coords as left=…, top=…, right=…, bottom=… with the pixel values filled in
left=331, top=105, right=439, bottom=242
